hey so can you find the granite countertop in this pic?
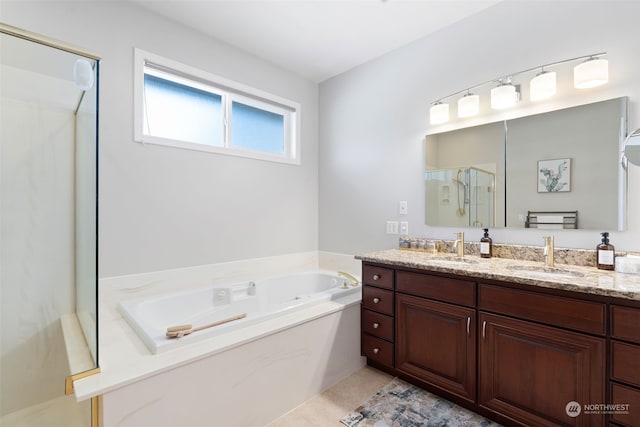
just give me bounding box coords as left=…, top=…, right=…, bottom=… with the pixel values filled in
left=356, top=249, right=640, bottom=301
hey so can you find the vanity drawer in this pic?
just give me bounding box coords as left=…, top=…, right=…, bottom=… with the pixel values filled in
left=610, top=383, right=640, bottom=426
left=362, top=286, right=394, bottom=316
left=362, top=265, right=394, bottom=289
left=611, top=305, right=640, bottom=343
left=362, top=334, right=393, bottom=367
left=479, top=284, right=605, bottom=335
left=396, top=271, right=475, bottom=307
left=362, top=309, right=394, bottom=342
left=612, top=341, right=640, bottom=387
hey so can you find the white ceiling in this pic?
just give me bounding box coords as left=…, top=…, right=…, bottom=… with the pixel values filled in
left=132, top=0, right=502, bottom=82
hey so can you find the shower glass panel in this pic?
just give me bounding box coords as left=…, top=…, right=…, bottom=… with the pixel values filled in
left=425, top=166, right=495, bottom=228
left=1, top=24, right=98, bottom=422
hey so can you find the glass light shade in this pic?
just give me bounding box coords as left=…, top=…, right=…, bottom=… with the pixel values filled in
left=491, top=84, right=517, bottom=109
left=430, top=102, right=449, bottom=125
left=530, top=71, right=556, bottom=101
left=457, top=93, right=479, bottom=118
left=574, top=58, right=608, bottom=89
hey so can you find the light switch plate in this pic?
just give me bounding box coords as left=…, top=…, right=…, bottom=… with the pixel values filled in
left=386, top=221, right=399, bottom=234
left=400, top=221, right=409, bottom=235
left=399, top=201, right=408, bottom=215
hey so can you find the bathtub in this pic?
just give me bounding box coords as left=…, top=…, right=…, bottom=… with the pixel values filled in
left=117, top=270, right=361, bottom=354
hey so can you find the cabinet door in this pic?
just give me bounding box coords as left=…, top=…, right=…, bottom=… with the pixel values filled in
left=479, top=313, right=605, bottom=427
left=396, top=293, right=476, bottom=402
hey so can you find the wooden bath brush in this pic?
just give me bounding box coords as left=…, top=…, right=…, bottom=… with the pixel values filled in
left=166, top=313, right=247, bottom=338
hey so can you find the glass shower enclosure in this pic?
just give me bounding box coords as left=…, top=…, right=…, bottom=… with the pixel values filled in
left=1, top=23, right=99, bottom=426
left=425, top=166, right=496, bottom=228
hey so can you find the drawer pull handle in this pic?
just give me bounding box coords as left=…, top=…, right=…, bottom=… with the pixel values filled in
left=482, top=320, right=487, bottom=340
left=373, top=322, right=380, bottom=329
left=466, top=317, right=471, bottom=337
left=372, top=348, right=380, bottom=355
left=373, top=297, right=380, bottom=304
left=373, top=274, right=381, bottom=281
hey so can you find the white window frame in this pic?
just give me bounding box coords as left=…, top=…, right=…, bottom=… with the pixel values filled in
left=134, top=48, right=301, bottom=165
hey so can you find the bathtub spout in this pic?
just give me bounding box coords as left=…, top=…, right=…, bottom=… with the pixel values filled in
left=338, top=271, right=359, bottom=287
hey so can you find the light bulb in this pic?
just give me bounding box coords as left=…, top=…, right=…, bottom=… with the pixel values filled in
left=458, top=93, right=479, bottom=118
left=574, top=57, right=608, bottom=89
left=430, top=102, right=449, bottom=125
left=491, top=83, right=517, bottom=109
left=530, top=71, right=556, bottom=101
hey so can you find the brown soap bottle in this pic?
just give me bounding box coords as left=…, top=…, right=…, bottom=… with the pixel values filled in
left=596, top=232, right=615, bottom=270
left=480, top=228, right=492, bottom=258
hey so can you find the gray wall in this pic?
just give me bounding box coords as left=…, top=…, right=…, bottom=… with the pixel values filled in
left=319, top=0, right=640, bottom=254
left=1, top=0, right=319, bottom=278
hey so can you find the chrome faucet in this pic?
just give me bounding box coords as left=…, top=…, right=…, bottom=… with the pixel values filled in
left=338, top=271, right=359, bottom=287
left=454, top=232, right=464, bottom=259
left=543, top=236, right=554, bottom=267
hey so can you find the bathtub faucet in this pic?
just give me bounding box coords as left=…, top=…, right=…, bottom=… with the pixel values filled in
left=338, top=271, right=359, bottom=287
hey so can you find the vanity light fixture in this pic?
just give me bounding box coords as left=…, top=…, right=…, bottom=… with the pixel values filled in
left=530, top=69, right=556, bottom=101
left=574, top=56, right=608, bottom=89
left=491, top=79, right=519, bottom=110
left=457, top=91, right=480, bottom=118
left=430, top=101, right=449, bottom=124
left=428, top=52, right=608, bottom=125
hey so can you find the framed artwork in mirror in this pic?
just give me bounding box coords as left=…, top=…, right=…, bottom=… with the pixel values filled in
left=538, top=158, right=571, bottom=193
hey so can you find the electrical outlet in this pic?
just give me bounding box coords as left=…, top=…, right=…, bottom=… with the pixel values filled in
left=400, top=221, right=409, bottom=235
left=399, top=201, right=408, bottom=215
left=386, top=221, right=399, bottom=234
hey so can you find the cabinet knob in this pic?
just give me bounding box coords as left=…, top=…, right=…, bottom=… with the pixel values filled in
left=373, top=274, right=380, bottom=281
left=372, top=348, right=380, bottom=355
left=373, top=322, right=380, bottom=329
left=373, top=297, right=380, bottom=304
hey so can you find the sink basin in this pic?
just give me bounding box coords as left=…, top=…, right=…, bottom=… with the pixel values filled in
left=507, top=265, right=586, bottom=279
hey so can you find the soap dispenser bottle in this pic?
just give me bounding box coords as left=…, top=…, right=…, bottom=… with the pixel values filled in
left=597, top=232, right=615, bottom=270
left=480, top=229, right=493, bottom=258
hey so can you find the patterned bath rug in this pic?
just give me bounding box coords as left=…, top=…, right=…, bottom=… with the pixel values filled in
left=340, top=378, right=501, bottom=427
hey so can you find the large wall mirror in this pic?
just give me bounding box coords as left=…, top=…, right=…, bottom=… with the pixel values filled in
left=425, top=97, right=628, bottom=230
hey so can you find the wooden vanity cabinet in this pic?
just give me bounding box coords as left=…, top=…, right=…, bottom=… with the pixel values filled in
left=395, top=271, right=476, bottom=403
left=610, top=305, right=640, bottom=427
left=479, top=312, right=605, bottom=426
left=361, top=265, right=395, bottom=370
left=359, top=262, right=638, bottom=427
left=478, top=284, right=606, bottom=427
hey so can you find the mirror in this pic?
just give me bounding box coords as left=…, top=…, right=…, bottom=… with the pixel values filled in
left=624, top=128, right=640, bottom=166
left=425, top=97, right=627, bottom=230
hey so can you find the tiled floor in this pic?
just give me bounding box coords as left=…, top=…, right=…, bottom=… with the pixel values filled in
left=268, top=366, right=394, bottom=427
left=0, top=394, right=90, bottom=427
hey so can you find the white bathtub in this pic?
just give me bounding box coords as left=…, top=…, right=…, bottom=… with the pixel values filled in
left=117, top=270, right=361, bottom=354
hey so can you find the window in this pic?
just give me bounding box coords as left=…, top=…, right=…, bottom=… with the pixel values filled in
left=134, top=49, right=300, bottom=164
